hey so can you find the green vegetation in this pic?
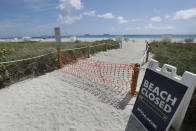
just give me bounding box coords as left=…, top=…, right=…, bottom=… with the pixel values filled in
left=150, top=41, right=196, bottom=75
left=0, top=40, right=119, bottom=88
left=150, top=41, right=196, bottom=130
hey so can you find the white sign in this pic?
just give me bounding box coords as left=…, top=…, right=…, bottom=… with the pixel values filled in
left=54, top=27, right=61, bottom=42
left=132, top=59, right=196, bottom=131
left=115, top=35, right=123, bottom=48
left=116, top=35, right=123, bottom=43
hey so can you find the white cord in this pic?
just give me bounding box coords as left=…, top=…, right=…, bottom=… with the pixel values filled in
left=0, top=43, right=116, bottom=64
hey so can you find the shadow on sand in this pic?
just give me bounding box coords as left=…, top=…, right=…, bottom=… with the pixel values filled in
left=117, top=93, right=134, bottom=110
left=60, top=73, right=134, bottom=109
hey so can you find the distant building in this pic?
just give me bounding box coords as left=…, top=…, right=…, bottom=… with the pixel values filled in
left=69, top=36, right=77, bottom=42
left=184, top=38, right=194, bottom=43
left=162, top=34, right=172, bottom=42
left=41, top=36, right=48, bottom=39
left=22, top=37, right=32, bottom=42
left=13, top=38, right=18, bottom=41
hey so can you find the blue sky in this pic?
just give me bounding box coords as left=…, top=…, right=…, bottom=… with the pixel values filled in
left=0, top=0, right=196, bottom=37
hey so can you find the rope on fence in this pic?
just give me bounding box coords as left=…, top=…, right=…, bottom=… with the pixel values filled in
left=89, top=43, right=106, bottom=47
left=0, top=43, right=114, bottom=64
left=0, top=51, right=57, bottom=64
left=139, top=48, right=148, bottom=66
left=139, top=44, right=150, bottom=66
left=61, top=46, right=88, bottom=52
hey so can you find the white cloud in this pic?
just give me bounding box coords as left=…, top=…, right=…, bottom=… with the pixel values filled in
left=96, top=13, right=128, bottom=24
left=174, top=8, right=196, bottom=20
left=165, top=15, right=170, bottom=19
left=57, top=0, right=128, bottom=24
left=83, top=11, right=96, bottom=16
left=58, top=14, right=82, bottom=24
left=145, top=24, right=175, bottom=30
left=57, top=0, right=83, bottom=24
left=117, top=16, right=128, bottom=24
left=57, top=0, right=83, bottom=14
left=151, top=16, right=162, bottom=22
left=97, top=13, right=115, bottom=19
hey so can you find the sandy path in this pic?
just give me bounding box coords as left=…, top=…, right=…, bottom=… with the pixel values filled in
left=91, top=41, right=146, bottom=64
left=0, top=40, right=150, bottom=131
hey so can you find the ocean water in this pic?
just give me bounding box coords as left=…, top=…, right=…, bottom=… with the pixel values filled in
left=30, top=34, right=196, bottom=39
left=1, top=34, right=196, bottom=40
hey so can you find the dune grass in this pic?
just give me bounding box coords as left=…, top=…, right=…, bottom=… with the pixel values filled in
left=150, top=41, right=196, bottom=130
left=0, top=40, right=119, bottom=87
left=150, top=41, right=196, bottom=75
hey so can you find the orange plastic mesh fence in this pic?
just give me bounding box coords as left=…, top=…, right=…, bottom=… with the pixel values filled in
left=61, top=58, right=135, bottom=91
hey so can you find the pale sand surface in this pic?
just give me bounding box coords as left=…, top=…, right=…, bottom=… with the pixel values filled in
left=0, top=39, right=151, bottom=131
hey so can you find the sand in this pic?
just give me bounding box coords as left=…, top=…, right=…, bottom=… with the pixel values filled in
left=0, top=39, right=151, bottom=131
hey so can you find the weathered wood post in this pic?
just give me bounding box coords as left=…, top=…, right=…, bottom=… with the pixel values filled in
left=129, top=63, right=140, bottom=96
left=87, top=45, right=90, bottom=58
left=57, top=48, right=63, bottom=68
left=146, top=44, right=150, bottom=63
left=145, top=41, right=148, bottom=51
left=54, top=27, right=63, bottom=68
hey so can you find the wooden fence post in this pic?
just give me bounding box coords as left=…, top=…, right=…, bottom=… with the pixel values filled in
left=54, top=27, right=63, bottom=69
left=146, top=43, right=148, bottom=51
left=146, top=45, right=150, bottom=63
left=129, top=63, right=140, bottom=96
left=57, top=48, right=63, bottom=68
left=87, top=45, right=90, bottom=58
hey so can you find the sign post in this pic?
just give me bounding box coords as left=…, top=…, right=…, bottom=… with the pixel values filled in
left=54, top=27, right=63, bottom=68
left=115, top=35, right=123, bottom=48
left=54, top=27, right=61, bottom=47
left=131, top=59, right=196, bottom=131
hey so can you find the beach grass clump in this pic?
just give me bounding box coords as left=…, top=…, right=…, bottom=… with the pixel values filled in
left=0, top=39, right=119, bottom=88
left=150, top=41, right=196, bottom=130
left=150, top=41, right=196, bottom=75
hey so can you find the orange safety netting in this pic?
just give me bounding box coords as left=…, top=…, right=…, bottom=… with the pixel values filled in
left=61, top=58, right=135, bottom=91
